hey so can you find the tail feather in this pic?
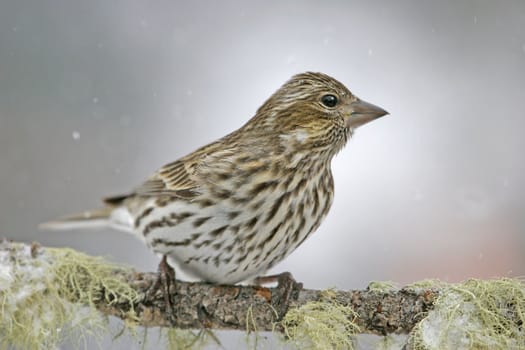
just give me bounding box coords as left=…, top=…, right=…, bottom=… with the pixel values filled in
left=39, top=207, right=113, bottom=231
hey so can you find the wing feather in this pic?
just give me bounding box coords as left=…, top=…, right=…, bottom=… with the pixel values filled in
left=105, top=138, right=241, bottom=203
left=133, top=160, right=200, bottom=199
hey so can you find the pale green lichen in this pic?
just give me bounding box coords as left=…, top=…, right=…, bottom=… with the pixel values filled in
left=281, top=295, right=360, bottom=350
left=410, top=278, right=525, bottom=350
left=244, top=303, right=280, bottom=349
left=367, top=281, right=398, bottom=292
left=0, top=241, right=140, bottom=350
left=165, top=328, right=209, bottom=350
left=405, top=279, right=447, bottom=292
left=48, top=247, right=141, bottom=313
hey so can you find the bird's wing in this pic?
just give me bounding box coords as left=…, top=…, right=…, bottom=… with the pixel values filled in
left=132, top=160, right=200, bottom=199
left=103, top=141, right=240, bottom=205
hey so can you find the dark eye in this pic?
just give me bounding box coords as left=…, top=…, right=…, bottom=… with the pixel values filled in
left=321, top=94, right=338, bottom=108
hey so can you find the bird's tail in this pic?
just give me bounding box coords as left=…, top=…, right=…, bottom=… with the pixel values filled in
left=39, top=207, right=114, bottom=231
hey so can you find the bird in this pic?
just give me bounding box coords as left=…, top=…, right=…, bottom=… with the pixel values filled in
left=41, top=72, right=388, bottom=286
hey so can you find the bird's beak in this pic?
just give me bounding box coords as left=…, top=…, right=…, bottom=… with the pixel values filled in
left=346, top=98, right=389, bottom=129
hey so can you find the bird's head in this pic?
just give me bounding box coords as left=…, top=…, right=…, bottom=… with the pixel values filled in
left=243, top=72, right=388, bottom=158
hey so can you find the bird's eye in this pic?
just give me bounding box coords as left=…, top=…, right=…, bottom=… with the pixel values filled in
left=321, top=94, right=338, bottom=108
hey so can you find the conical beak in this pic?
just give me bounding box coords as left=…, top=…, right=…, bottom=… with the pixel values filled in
left=346, top=98, right=389, bottom=128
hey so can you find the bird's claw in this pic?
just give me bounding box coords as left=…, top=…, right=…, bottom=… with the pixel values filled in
left=146, top=255, right=177, bottom=323
left=254, top=271, right=303, bottom=319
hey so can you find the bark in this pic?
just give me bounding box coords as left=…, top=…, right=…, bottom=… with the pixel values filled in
left=103, top=271, right=437, bottom=334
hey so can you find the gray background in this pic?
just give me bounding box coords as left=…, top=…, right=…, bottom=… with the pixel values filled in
left=1, top=0, right=524, bottom=349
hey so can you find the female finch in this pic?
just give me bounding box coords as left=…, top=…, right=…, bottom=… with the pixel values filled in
left=42, top=72, right=388, bottom=285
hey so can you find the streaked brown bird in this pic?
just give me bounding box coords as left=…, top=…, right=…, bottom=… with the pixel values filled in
left=42, top=72, right=388, bottom=285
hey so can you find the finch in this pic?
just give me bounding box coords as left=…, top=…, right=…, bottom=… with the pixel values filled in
left=42, top=72, right=388, bottom=284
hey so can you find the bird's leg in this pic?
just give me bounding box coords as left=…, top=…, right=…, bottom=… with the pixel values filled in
left=146, top=255, right=177, bottom=322
left=254, top=271, right=303, bottom=319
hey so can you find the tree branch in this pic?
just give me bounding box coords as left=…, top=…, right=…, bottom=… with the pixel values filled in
left=101, top=270, right=437, bottom=333
left=0, top=239, right=435, bottom=334
left=2, top=239, right=523, bottom=349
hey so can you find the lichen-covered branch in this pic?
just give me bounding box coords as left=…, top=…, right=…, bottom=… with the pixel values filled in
left=0, top=239, right=434, bottom=334
left=1, top=239, right=524, bottom=350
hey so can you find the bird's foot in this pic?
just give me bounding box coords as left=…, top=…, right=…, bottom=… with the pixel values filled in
left=254, top=271, right=303, bottom=319
left=146, top=255, right=177, bottom=323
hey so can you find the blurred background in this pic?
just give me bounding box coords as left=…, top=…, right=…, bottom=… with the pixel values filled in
left=1, top=0, right=524, bottom=349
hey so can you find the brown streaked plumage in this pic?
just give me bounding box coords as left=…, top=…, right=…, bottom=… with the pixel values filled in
left=41, top=72, right=388, bottom=284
